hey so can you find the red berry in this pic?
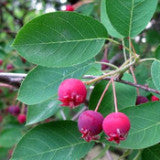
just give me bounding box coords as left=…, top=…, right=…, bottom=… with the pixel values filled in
left=0, top=115, right=3, bottom=123
left=17, top=114, right=26, bottom=124
left=21, top=57, right=26, bottom=63
left=0, top=89, right=3, bottom=94
left=101, top=59, right=109, bottom=70
left=0, top=59, right=3, bottom=66
left=66, top=5, right=74, bottom=11
left=78, top=110, right=104, bottom=142
left=136, top=96, right=148, bottom=105
left=8, top=105, right=20, bottom=116
left=118, top=44, right=123, bottom=50
left=151, top=95, right=159, bottom=101
left=58, top=78, right=87, bottom=108
left=6, top=64, right=14, bottom=70
left=103, top=112, right=130, bottom=144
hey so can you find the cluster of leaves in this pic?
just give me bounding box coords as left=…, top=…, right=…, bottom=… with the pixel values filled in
left=1, top=0, right=160, bottom=160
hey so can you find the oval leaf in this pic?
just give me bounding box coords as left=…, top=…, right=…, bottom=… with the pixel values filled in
left=11, top=121, right=94, bottom=160
left=18, top=60, right=93, bottom=105
left=13, top=12, right=107, bottom=67
left=105, top=0, right=158, bottom=37
left=151, top=60, right=160, bottom=91
left=26, top=96, right=60, bottom=125
left=101, top=0, right=123, bottom=38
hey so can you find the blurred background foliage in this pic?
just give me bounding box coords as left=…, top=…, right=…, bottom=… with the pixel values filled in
left=0, top=0, right=160, bottom=159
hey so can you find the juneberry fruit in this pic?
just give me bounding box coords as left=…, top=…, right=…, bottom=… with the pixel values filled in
left=101, top=58, right=109, bottom=70
left=6, top=64, right=14, bottom=70
left=78, top=110, right=104, bottom=142
left=17, top=114, right=26, bottom=124
left=58, top=78, right=87, bottom=108
left=0, top=59, right=3, bottom=66
left=136, top=96, right=148, bottom=105
left=103, top=112, right=130, bottom=144
left=8, top=105, right=20, bottom=116
left=151, top=95, right=159, bottom=101
left=66, top=5, right=74, bottom=11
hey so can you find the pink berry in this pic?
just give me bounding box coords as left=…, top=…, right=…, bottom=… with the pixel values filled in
left=0, top=69, right=4, bottom=72
left=103, top=112, right=130, bottom=144
left=66, top=5, right=74, bottom=11
left=6, top=64, right=14, bottom=70
left=78, top=110, right=104, bottom=142
left=0, top=59, right=3, bottom=66
left=58, top=78, right=87, bottom=108
left=101, top=59, right=109, bottom=70
left=17, top=114, right=26, bottom=124
left=136, top=96, right=148, bottom=105
left=151, top=95, right=159, bottom=101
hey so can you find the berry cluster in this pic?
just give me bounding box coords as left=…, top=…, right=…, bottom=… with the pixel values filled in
left=58, top=78, right=131, bottom=144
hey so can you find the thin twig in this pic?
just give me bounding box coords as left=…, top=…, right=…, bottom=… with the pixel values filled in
left=95, top=61, right=118, bottom=69
left=130, top=66, right=140, bottom=96
left=83, top=75, right=160, bottom=95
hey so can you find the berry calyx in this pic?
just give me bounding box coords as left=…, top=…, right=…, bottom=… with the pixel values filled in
left=0, top=59, right=3, bottom=66
left=6, top=64, right=14, bottom=70
left=58, top=78, right=87, bottom=108
left=78, top=110, right=104, bottom=142
left=8, top=105, right=20, bottom=116
left=151, top=95, right=159, bottom=101
left=17, top=114, right=26, bottom=124
left=136, top=96, right=148, bottom=105
left=101, top=59, right=109, bottom=70
left=65, top=5, right=74, bottom=11
left=103, top=112, right=130, bottom=144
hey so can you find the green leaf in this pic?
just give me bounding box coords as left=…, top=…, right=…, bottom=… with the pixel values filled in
left=151, top=61, right=160, bottom=91
left=105, top=0, right=158, bottom=37
left=101, top=0, right=123, bottom=38
left=18, top=60, right=93, bottom=105
left=0, top=128, right=22, bottom=148
left=76, top=3, right=94, bottom=16
left=109, top=102, right=160, bottom=149
left=11, top=121, right=94, bottom=160
left=27, top=97, right=60, bottom=125
left=155, top=45, right=160, bottom=60
left=13, top=12, right=107, bottom=67
left=89, top=74, right=136, bottom=116
left=142, top=144, right=160, bottom=160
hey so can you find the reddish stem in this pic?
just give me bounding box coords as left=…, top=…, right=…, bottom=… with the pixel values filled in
left=95, top=80, right=112, bottom=112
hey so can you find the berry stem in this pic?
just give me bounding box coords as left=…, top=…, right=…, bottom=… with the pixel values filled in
left=111, top=77, right=118, bottom=113
left=60, top=109, right=66, bottom=120
left=130, top=66, right=140, bottom=96
left=95, top=80, right=112, bottom=112
left=103, top=47, right=108, bottom=59
left=21, top=103, right=25, bottom=114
